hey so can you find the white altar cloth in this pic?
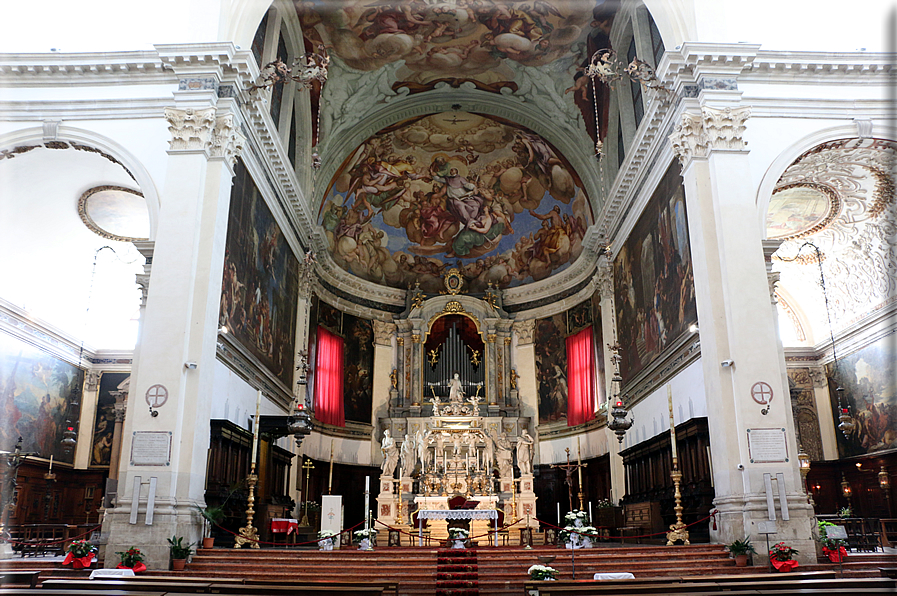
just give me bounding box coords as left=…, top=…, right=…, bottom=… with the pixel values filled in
left=417, top=508, right=499, bottom=546
left=594, top=572, right=636, bottom=580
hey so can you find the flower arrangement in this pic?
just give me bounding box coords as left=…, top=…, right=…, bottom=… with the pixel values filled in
left=769, top=541, right=799, bottom=572
left=116, top=547, right=147, bottom=573
left=838, top=506, right=853, bottom=518
left=354, top=528, right=378, bottom=540
left=66, top=540, right=97, bottom=558
left=448, top=528, right=470, bottom=541
left=318, top=530, right=336, bottom=540
left=596, top=499, right=615, bottom=509
left=303, top=500, right=322, bottom=511
left=317, top=530, right=337, bottom=551
left=528, top=564, right=559, bottom=581
left=63, top=540, right=98, bottom=569
left=564, top=510, right=590, bottom=524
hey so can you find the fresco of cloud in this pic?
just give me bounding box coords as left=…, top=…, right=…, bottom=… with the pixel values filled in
left=295, top=0, right=598, bottom=83
left=319, top=112, right=591, bottom=293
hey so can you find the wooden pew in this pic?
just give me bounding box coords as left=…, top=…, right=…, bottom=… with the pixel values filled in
left=3, top=590, right=164, bottom=596
left=0, top=571, right=41, bottom=588
left=39, top=580, right=211, bottom=593
left=242, top=579, right=398, bottom=596
left=208, top=583, right=384, bottom=595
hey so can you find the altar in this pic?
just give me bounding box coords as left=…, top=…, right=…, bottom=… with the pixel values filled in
left=375, top=277, right=538, bottom=536
left=417, top=505, right=499, bottom=546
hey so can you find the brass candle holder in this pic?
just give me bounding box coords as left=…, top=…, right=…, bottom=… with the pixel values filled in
left=234, top=468, right=260, bottom=549
left=665, top=459, right=690, bottom=546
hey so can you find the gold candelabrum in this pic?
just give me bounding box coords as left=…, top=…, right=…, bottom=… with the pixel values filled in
left=396, top=484, right=405, bottom=524
left=233, top=466, right=260, bottom=549
left=511, top=478, right=519, bottom=523
left=665, top=457, right=690, bottom=546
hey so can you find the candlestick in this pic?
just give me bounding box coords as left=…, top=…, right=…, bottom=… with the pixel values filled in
left=557, top=502, right=560, bottom=525
left=668, top=385, right=677, bottom=462
left=251, top=390, right=262, bottom=466
left=48, top=455, right=53, bottom=472
left=328, top=439, right=334, bottom=494
left=589, top=501, right=593, bottom=524
left=577, top=437, right=583, bottom=487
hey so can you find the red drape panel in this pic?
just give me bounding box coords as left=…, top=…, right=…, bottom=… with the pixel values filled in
left=566, top=326, right=596, bottom=427
left=314, top=326, right=345, bottom=427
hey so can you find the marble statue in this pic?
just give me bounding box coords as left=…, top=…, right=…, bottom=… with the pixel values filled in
left=448, top=372, right=464, bottom=403
left=516, top=429, right=535, bottom=475
left=494, top=430, right=514, bottom=478
left=483, top=431, right=495, bottom=472
left=381, top=429, right=399, bottom=478
left=400, top=433, right=416, bottom=477
left=417, top=429, right=431, bottom=471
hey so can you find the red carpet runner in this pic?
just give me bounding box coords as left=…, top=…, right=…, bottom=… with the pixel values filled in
left=436, top=548, right=479, bottom=596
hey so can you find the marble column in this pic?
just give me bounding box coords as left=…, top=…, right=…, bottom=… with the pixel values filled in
left=669, top=92, right=813, bottom=563
left=74, top=371, right=101, bottom=469
left=103, top=70, right=245, bottom=569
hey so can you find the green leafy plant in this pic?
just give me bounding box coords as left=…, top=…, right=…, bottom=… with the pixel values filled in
left=769, top=541, right=798, bottom=562
left=167, top=535, right=194, bottom=560
left=727, top=537, right=756, bottom=556
left=116, top=547, right=144, bottom=568
left=817, top=520, right=847, bottom=549
left=838, top=506, right=853, bottom=518
left=66, top=539, right=98, bottom=558
left=194, top=505, right=226, bottom=538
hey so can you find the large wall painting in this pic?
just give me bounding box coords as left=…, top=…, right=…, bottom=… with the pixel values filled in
left=0, top=332, right=83, bottom=462
left=90, top=372, right=129, bottom=467
left=535, top=313, right=567, bottom=424
left=613, top=162, right=696, bottom=382
left=342, top=314, right=374, bottom=424
left=826, top=333, right=897, bottom=457
left=220, top=160, right=300, bottom=388
left=320, top=112, right=591, bottom=293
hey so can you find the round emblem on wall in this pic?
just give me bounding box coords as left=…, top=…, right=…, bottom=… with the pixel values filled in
left=750, top=381, right=773, bottom=405
left=145, top=384, right=169, bottom=408
left=444, top=268, right=464, bottom=295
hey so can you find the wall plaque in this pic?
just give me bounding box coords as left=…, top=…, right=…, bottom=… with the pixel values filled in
left=747, top=428, right=788, bottom=463
left=130, top=431, right=172, bottom=466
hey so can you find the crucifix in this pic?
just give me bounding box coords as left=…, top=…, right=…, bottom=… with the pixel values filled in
left=550, top=447, right=587, bottom=512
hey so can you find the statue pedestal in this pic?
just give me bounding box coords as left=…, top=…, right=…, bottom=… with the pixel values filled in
left=409, top=404, right=421, bottom=416
left=508, top=389, right=519, bottom=407
left=517, top=474, right=538, bottom=528
left=399, top=476, right=414, bottom=494
left=377, top=476, right=397, bottom=525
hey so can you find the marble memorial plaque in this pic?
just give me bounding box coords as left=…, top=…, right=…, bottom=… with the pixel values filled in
left=747, top=428, right=788, bottom=463
left=130, top=431, right=172, bottom=466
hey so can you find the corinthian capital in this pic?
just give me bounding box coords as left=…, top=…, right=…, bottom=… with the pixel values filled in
left=372, top=320, right=397, bottom=346
left=164, top=107, right=217, bottom=152
left=669, top=111, right=708, bottom=166
left=512, top=319, right=535, bottom=345
left=210, top=113, right=246, bottom=167
left=701, top=105, right=751, bottom=151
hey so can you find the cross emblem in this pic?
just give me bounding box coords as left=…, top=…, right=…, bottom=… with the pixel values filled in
left=145, top=384, right=169, bottom=408
left=751, top=382, right=773, bottom=405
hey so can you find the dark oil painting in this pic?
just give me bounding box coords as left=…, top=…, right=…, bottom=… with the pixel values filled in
left=220, top=159, right=299, bottom=387
left=342, top=314, right=374, bottom=424
left=535, top=313, right=568, bottom=424
left=0, top=332, right=83, bottom=462
left=90, top=372, right=129, bottom=466
left=613, top=161, right=696, bottom=382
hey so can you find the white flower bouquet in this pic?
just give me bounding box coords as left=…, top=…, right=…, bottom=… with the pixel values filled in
left=528, top=564, right=559, bottom=580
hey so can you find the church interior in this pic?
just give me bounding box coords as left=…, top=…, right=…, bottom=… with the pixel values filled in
left=0, top=0, right=895, bottom=591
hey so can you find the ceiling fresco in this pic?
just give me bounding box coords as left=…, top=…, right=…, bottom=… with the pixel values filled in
left=319, top=111, right=592, bottom=293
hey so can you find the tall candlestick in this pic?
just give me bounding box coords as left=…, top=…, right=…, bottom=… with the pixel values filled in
left=557, top=502, right=560, bottom=524
left=328, top=438, right=334, bottom=494
left=577, top=437, right=583, bottom=488
left=668, top=385, right=677, bottom=462
left=48, top=455, right=53, bottom=472
left=251, top=390, right=262, bottom=466
left=589, top=501, right=593, bottom=524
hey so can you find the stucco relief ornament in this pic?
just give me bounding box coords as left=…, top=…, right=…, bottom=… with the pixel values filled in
left=701, top=105, right=751, bottom=151
left=210, top=113, right=246, bottom=166
left=164, top=107, right=216, bottom=152
left=297, top=250, right=317, bottom=297
left=669, top=111, right=708, bottom=165
left=249, top=45, right=330, bottom=93
left=512, top=319, right=535, bottom=345
left=372, top=319, right=397, bottom=346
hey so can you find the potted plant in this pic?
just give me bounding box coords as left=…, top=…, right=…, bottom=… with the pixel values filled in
left=317, top=530, right=336, bottom=551
left=354, top=528, right=377, bottom=551
left=769, top=541, right=799, bottom=572
left=196, top=505, right=226, bottom=549
left=116, top=547, right=147, bottom=573
left=167, top=535, right=194, bottom=571
left=62, top=539, right=97, bottom=569
left=447, top=527, right=470, bottom=549
left=838, top=506, right=853, bottom=518
left=528, top=564, right=559, bottom=581
left=817, top=520, right=848, bottom=563
left=727, top=537, right=756, bottom=567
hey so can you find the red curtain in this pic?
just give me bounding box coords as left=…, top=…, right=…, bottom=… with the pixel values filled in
left=314, top=326, right=344, bottom=427
left=566, top=326, right=596, bottom=427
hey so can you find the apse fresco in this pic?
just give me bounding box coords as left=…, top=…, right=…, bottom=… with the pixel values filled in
left=826, top=333, right=897, bottom=457
left=220, top=160, right=299, bottom=388
left=90, top=372, right=129, bottom=467
left=613, top=162, right=696, bottom=382
left=320, top=112, right=591, bottom=292
left=0, top=332, right=83, bottom=462
left=535, top=313, right=567, bottom=424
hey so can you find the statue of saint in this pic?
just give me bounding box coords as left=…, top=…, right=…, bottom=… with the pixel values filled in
left=493, top=430, right=514, bottom=478
left=380, top=429, right=399, bottom=478
left=400, top=433, right=416, bottom=477
left=448, top=372, right=464, bottom=403
left=516, top=429, right=535, bottom=475
left=483, top=431, right=495, bottom=472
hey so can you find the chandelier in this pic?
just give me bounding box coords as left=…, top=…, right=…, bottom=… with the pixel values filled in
left=249, top=45, right=330, bottom=93
left=606, top=344, right=633, bottom=444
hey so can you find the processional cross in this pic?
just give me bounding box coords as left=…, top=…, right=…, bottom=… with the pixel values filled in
left=550, top=447, right=587, bottom=511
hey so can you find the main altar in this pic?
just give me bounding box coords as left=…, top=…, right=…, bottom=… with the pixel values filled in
left=375, top=271, right=537, bottom=543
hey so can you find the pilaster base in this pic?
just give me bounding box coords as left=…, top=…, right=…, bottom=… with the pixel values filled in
left=103, top=499, right=202, bottom=570
left=711, top=493, right=816, bottom=565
